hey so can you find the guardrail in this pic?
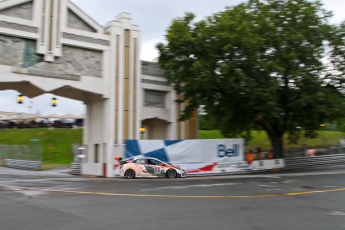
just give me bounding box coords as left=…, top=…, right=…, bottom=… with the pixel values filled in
left=4, top=159, right=41, bottom=170
left=71, top=163, right=81, bottom=175
left=284, top=153, right=345, bottom=169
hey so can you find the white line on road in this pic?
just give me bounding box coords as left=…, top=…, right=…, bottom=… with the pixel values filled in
left=258, top=184, right=275, bottom=188
left=283, top=180, right=301, bottom=184
left=324, top=211, right=345, bottom=216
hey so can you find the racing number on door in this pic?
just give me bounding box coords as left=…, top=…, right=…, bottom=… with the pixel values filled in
left=154, top=167, right=163, bottom=175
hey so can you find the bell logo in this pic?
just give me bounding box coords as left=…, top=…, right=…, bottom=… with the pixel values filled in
left=217, top=144, right=239, bottom=157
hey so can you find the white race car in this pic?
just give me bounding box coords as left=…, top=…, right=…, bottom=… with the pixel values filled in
left=117, top=157, right=186, bottom=179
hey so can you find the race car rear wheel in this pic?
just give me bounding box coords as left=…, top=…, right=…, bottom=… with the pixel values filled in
left=166, top=169, right=177, bottom=178
left=125, top=169, right=135, bottom=179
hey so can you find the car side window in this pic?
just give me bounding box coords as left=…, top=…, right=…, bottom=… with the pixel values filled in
left=157, top=161, right=164, bottom=166
left=134, top=159, right=145, bottom=164
left=148, top=159, right=157, bottom=165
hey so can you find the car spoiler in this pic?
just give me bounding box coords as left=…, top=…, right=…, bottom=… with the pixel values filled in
left=114, top=157, right=124, bottom=165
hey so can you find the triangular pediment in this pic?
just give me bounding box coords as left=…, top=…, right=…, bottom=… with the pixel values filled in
left=66, top=1, right=103, bottom=33
left=67, top=9, right=96, bottom=33
left=0, top=0, right=33, bottom=20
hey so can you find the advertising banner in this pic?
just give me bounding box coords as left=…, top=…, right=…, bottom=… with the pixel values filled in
left=125, top=139, right=244, bottom=164
left=178, top=161, right=251, bottom=175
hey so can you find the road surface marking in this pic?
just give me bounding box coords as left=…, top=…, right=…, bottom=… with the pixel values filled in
left=283, top=180, right=301, bottom=184
left=0, top=183, right=344, bottom=199
left=258, top=184, right=275, bottom=188
left=324, top=211, right=345, bottom=216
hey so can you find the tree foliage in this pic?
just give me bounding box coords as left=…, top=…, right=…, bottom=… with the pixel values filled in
left=156, top=0, right=345, bottom=158
left=199, top=114, right=216, bottom=130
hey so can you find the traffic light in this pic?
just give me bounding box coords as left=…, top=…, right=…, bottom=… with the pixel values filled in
left=52, top=97, right=58, bottom=107
left=17, top=94, right=24, bottom=104
left=140, top=126, right=145, bottom=134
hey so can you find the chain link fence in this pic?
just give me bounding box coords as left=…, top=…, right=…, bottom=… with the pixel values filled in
left=244, top=135, right=345, bottom=159
left=244, top=146, right=345, bottom=159
left=0, top=144, right=42, bottom=161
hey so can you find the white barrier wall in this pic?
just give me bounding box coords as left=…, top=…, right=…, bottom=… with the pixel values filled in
left=82, top=163, right=104, bottom=176
left=250, top=159, right=285, bottom=171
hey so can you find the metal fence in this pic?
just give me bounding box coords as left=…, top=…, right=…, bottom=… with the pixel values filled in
left=70, top=143, right=83, bottom=175
left=283, top=146, right=345, bottom=158
left=285, top=154, right=345, bottom=169
left=244, top=145, right=345, bottom=159
left=0, top=144, right=42, bottom=161
left=0, top=144, right=42, bottom=170
left=244, top=133, right=345, bottom=156
left=71, top=163, right=81, bottom=175
left=3, top=159, right=41, bottom=170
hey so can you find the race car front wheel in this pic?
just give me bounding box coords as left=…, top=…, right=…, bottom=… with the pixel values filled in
left=166, top=169, right=177, bottom=178
left=125, top=169, right=135, bottom=179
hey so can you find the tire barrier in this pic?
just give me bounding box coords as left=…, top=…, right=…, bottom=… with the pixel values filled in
left=284, top=154, right=345, bottom=169
left=4, top=159, right=41, bottom=170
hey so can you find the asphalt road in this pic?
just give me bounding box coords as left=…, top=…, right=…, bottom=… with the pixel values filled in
left=0, top=166, right=345, bottom=230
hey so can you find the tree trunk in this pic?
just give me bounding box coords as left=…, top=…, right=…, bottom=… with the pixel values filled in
left=268, top=135, right=284, bottom=158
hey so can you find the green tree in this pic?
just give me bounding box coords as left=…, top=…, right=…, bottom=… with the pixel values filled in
left=157, top=0, right=345, bottom=158
left=199, top=114, right=216, bottom=130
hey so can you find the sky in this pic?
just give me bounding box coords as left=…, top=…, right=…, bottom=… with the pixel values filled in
left=1, top=0, right=345, bottom=115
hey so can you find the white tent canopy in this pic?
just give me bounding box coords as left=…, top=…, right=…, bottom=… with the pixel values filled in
left=0, top=114, right=39, bottom=121
left=60, top=113, right=78, bottom=119
left=0, top=112, right=85, bottom=121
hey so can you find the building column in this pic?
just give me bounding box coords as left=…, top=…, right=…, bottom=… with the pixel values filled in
left=105, top=13, right=140, bottom=163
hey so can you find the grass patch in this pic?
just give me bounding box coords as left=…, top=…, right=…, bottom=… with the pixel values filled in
left=0, top=128, right=82, bottom=164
